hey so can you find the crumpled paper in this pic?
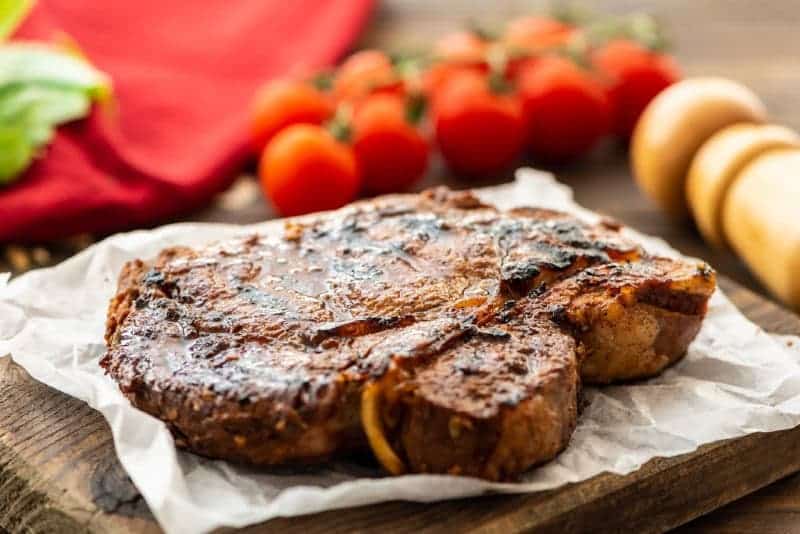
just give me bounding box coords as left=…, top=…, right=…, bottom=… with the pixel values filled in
left=3, top=169, right=800, bottom=534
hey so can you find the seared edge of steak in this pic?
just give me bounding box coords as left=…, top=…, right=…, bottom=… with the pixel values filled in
left=543, top=259, right=716, bottom=384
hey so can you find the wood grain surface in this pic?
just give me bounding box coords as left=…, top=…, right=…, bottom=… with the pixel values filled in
left=2, top=1, right=800, bottom=532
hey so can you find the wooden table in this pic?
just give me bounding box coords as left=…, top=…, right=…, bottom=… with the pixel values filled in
left=2, top=1, right=800, bottom=531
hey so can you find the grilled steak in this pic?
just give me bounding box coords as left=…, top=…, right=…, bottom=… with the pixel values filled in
left=102, top=188, right=715, bottom=480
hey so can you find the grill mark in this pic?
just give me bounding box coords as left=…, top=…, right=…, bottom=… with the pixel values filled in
left=310, top=315, right=418, bottom=345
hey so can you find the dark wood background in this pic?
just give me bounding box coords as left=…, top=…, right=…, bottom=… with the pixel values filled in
left=2, top=1, right=800, bottom=531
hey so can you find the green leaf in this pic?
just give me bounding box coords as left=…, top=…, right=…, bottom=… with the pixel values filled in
left=0, top=41, right=110, bottom=185
left=0, top=42, right=111, bottom=100
left=0, top=0, right=35, bottom=41
left=0, top=84, right=89, bottom=145
left=0, top=84, right=89, bottom=123
left=0, top=123, right=33, bottom=184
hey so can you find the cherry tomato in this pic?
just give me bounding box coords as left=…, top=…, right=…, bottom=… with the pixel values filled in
left=423, top=61, right=488, bottom=103
left=433, top=71, right=524, bottom=176
left=259, top=124, right=361, bottom=217
left=503, top=17, right=577, bottom=83
left=250, top=80, right=334, bottom=154
left=424, top=31, right=490, bottom=100
left=503, top=16, right=576, bottom=53
left=592, top=39, right=681, bottom=138
left=518, top=56, right=611, bottom=161
left=352, top=94, right=429, bottom=194
left=334, top=49, right=401, bottom=102
left=433, top=31, right=488, bottom=64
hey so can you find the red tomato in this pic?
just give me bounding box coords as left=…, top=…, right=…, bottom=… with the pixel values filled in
left=250, top=80, right=334, bottom=154
left=334, top=49, right=401, bottom=102
left=433, top=71, right=525, bottom=176
left=423, top=61, right=488, bottom=103
left=353, top=94, right=429, bottom=194
left=424, top=32, right=490, bottom=100
left=518, top=56, right=611, bottom=161
left=259, top=124, right=361, bottom=216
left=503, top=17, right=577, bottom=83
left=503, top=16, right=576, bottom=53
left=433, top=31, right=488, bottom=64
left=592, top=39, right=681, bottom=138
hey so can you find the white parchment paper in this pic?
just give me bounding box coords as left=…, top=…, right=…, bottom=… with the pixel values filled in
left=3, top=169, right=800, bottom=534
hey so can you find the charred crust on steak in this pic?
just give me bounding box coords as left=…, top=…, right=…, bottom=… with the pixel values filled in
left=102, top=187, right=716, bottom=480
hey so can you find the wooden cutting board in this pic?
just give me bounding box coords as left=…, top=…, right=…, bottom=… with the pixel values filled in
left=2, top=277, right=799, bottom=534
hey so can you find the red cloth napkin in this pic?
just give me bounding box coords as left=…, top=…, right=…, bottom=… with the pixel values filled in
left=1, top=0, right=373, bottom=242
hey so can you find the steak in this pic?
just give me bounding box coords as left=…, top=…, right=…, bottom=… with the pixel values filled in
left=101, top=188, right=715, bottom=480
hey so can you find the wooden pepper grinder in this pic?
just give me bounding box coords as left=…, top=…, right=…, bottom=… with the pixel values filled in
left=631, top=77, right=800, bottom=310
